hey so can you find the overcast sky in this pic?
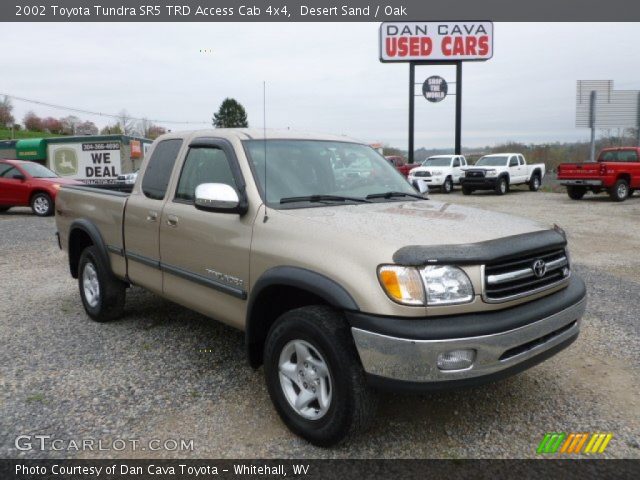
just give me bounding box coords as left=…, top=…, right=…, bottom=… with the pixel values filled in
left=1, top=22, right=638, bottom=149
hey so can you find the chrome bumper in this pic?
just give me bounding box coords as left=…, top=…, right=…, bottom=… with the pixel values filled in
left=351, top=297, right=586, bottom=383
left=560, top=179, right=603, bottom=186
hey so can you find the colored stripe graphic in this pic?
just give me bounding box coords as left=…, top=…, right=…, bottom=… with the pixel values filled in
left=538, top=432, right=613, bottom=454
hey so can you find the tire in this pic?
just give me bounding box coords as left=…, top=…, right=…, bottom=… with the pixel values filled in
left=442, top=177, right=453, bottom=194
left=495, top=177, right=508, bottom=195
left=31, top=192, right=53, bottom=217
left=263, top=306, right=378, bottom=446
left=609, top=179, right=630, bottom=202
left=0, top=206, right=10, bottom=213
left=529, top=174, right=541, bottom=192
left=462, top=186, right=474, bottom=195
left=567, top=186, right=586, bottom=200
left=630, top=189, right=635, bottom=197
left=78, top=246, right=126, bottom=322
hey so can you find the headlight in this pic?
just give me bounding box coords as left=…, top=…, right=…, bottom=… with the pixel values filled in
left=378, top=266, right=425, bottom=305
left=378, top=265, right=474, bottom=306
left=420, top=266, right=474, bottom=305
left=485, top=169, right=498, bottom=177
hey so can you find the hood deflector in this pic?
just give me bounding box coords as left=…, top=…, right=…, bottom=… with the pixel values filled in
left=393, top=228, right=567, bottom=266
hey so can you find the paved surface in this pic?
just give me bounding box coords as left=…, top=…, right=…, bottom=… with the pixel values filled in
left=0, top=190, right=638, bottom=459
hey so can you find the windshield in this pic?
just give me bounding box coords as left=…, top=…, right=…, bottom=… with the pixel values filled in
left=598, top=149, right=639, bottom=162
left=475, top=156, right=509, bottom=167
left=20, top=163, right=58, bottom=178
left=422, top=157, right=452, bottom=167
left=244, top=140, right=418, bottom=207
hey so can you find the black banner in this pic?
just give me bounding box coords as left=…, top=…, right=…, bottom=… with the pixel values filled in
left=5, top=0, right=640, bottom=22
left=1, top=459, right=639, bottom=480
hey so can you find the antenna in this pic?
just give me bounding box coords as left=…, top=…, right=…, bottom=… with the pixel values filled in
left=263, top=81, right=268, bottom=223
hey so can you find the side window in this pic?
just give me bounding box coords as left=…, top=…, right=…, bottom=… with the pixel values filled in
left=0, top=166, right=18, bottom=178
left=519, top=155, right=525, bottom=165
left=509, top=156, right=518, bottom=167
left=141, top=139, right=183, bottom=200
left=175, top=147, right=237, bottom=203
left=452, top=158, right=460, bottom=167
left=461, top=158, right=467, bottom=166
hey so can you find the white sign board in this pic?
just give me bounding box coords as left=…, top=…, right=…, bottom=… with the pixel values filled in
left=380, top=21, right=493, bottom=62
left=48, top=141, right=122, bottom=184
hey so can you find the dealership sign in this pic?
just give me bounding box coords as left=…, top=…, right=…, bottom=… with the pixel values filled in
left=49, top=141, right=121, bottom=184
left=380, top=22, right=493, bottom=62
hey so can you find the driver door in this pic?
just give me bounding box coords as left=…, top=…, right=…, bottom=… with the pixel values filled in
left=159, top=139, right=252, bottom=329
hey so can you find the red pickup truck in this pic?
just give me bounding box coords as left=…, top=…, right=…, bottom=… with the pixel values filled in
left=0, top=159, right=80, bottom=216
left=557, top=147, right=640, bottom=202
left=385, top=155, right=416, bottom=177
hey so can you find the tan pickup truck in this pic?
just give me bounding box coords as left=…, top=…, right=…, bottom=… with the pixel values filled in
left=55, top=129, right=586, bottom=446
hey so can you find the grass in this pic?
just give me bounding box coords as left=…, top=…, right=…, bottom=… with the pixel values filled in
left=26, top=393, right=45, bottom=403
left=0, top=128, right=68, bottom=140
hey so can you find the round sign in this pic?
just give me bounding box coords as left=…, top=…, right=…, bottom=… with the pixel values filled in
left=422, top=76, right=448, bottom=102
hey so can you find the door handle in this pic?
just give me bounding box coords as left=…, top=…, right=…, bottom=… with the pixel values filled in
left=146, top=211, right=158, bottom=222
left=166, top=215, right=179, bottom=227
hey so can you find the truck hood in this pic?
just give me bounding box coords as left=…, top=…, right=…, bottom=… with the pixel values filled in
left=277, top=200, right=548, bottom=248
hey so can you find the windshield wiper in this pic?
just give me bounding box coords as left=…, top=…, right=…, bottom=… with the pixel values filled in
left=365, top=191, right=426, bottom=200
left=280, top=194, right=371, bottom=204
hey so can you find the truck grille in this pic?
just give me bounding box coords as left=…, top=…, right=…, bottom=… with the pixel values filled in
left=413, top=171, right=431, bottom=177
left=483, top=248, right=569, bottom=302
left=465, top=170, right=485, bottom=178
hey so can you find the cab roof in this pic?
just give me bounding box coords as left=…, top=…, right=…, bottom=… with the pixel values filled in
left=157, top=128, right=364, bottom=144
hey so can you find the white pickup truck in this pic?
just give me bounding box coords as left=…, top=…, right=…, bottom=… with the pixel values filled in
left=407, top=155, right=468, bottom=193
left=460, top=153, right=545, bottom=195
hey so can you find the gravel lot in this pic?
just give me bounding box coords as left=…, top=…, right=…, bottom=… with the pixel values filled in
left=0, top=190, right=638, bottom=459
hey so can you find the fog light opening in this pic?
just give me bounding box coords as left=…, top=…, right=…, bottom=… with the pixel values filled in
left=437, top=349, right=476, bottom=371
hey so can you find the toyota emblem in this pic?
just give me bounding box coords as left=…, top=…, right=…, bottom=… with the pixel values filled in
left=532, top=259, right=547, bottom=278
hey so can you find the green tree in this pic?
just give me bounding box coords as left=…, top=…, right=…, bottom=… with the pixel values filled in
left=212, top=98, right=248, bottom=128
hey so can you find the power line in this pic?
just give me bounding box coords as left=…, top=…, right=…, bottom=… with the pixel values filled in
left=0, top=92, right=210, bottom=125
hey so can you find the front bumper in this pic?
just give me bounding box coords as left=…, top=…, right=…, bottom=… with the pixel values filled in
left=409, top=176, right=445, bottom=187
left=459, top=176, right=499, bottom=189
left=348, top=275, right=586, bottom=391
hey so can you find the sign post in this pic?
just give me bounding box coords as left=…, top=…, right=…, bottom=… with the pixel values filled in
left=379, top=21, right=493, bottom=163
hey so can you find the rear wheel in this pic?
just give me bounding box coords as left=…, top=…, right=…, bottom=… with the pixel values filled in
left=263, top=306, right=377, bottom=446
left=0, top=206, right=10, bottom=213
left=462, top=186, right=474, bottom=195
left=609, top=179, right=630, bottom=202
left=529, top=174, right=541, bottom=191
left=442, top=177, right=453, bottom=194
left=78, top=246, right=126, bottom=322
left=31, top=192, right=53, bottom=216
left=567, top=186, right=586, bottom=200
left=495, top=177, right=508, bottom=195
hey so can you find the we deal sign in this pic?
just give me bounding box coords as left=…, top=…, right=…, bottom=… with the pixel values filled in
left=49, top=141, right=121, bottom=184
left=379, top=22, right=493, bottom=62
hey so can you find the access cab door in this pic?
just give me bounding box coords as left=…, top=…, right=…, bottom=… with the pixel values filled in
left=124, top=138, right=185, bottom=295
left=159, top=138, right=252, bottom=330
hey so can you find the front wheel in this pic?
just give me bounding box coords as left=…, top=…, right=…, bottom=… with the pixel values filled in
left=0, top=206, right=10, bottom=213
left=495, top=177, right=508, bottom=195
left=529, top=174, right=541, bottom=191
left=462, top=186, right=474, bottom=195
left=31, top=192, right=53, bottom=216
left=609, top=179, right=630, bottom=202
left=442, top=177, right=453, bottom=194
left=263, top=306, right=377, bottom=446
left=78, top=246, right=126, bottom=322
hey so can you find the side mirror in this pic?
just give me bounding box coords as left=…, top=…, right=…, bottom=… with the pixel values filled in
left=415, top=179, right=429, bottom=195
left=194, top=183, right=247, bottom=214
left=12, top=173, right=26, bottom=181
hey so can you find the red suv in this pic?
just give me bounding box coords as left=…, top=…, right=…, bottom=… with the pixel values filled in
left=557, top=147, right=640, bottom=202
left=0, top=159, right=81, bottom=216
